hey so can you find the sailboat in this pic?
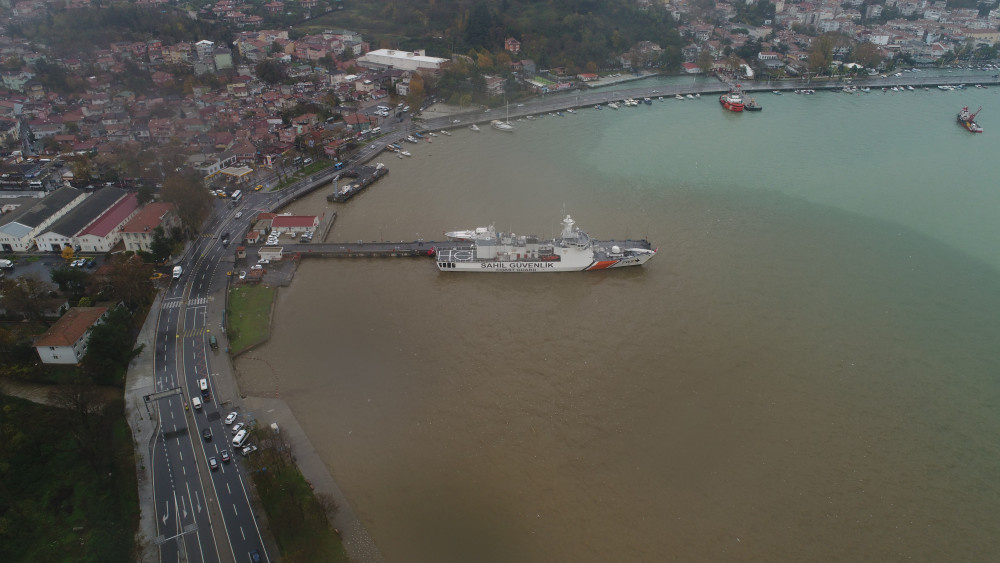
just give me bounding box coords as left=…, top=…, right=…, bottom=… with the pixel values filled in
left=491, top=100, right=515, bottom=132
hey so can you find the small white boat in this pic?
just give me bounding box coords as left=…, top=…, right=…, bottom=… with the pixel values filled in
left=428, top=132, right=438, bottom=137
left=694, top=93, right=701, bottom=99
left=525, top=115, right=536, bottom=120
left=470, top=124, right=480, bottom=132
left=566, top=108, right=576, bottom=114
left=907, top=85, right=914, bottom=91
left=608, top=102, right=620, bottom=109
left=686, top=94, right=695, bottom=99
left=675, top=94, right=684, bottom=100
left=400, top=150, right=412, bottom=157
left=440, top=130, right=452, bottom=136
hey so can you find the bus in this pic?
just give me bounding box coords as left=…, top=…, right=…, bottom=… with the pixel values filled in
left=231, top=190, right=242, bottom=203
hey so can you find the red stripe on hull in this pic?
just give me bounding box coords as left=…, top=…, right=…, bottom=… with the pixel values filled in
left=586, top=260, right=619, bottom=270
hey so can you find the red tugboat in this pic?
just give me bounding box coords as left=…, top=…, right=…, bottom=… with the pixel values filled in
left=720, top=84, right=745, bottom=112
left=957, top=106, right=983, bottom=133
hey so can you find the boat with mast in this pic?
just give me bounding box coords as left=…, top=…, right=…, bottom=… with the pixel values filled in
left=957, top=106, right=983, bottom=133
left=491, top=100, right=515, bottom=132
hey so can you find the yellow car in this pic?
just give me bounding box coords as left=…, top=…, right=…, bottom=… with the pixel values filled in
left=255, top=184, right=263, bottom=191
left=149, top=272, right=165, bottom=280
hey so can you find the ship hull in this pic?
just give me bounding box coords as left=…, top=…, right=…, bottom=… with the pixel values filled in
left=720, top=97, right=744, bottom=112
left=437, top=249, right=655, bottom=272
left=958, top=117, right=983, bottom=133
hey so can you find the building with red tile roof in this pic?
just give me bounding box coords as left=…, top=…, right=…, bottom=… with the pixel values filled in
left=76, top=192, right=140, bottom=252
left=120, top=202, right=179, bottom=252
left=34, top=306, right=108, bottom=364
left=270, top=214, right=318, bottom=234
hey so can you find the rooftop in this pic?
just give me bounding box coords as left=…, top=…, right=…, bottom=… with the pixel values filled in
left=34, top=306, right=108, bottom=347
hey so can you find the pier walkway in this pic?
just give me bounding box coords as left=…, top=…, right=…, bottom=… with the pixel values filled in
left=275, top=238, right=655, bottom=261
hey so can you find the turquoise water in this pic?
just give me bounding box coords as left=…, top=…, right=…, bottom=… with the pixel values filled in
left=246, top=87, right=1000, bottom=561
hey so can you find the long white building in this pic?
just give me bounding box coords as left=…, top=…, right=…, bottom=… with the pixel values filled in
left=356, top=49, right=449, bottom=72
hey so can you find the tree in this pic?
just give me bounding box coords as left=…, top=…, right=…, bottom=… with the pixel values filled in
left=0, top=276, right=59, bottom=320
left=255, top=59, right=286, bottom=85
left=50, top=266, right=91, bottom=298
left=160, top=170, right=212, bottom=237
left=849, top=42, right=882, bottom=70
left=406, top=72, right=426, bottom=110
left=136, top=184, right=155, bottom=205
left=100, top=254, right=155, bottom=308
left=697, top=49, right=714, bottom=74
left=61, top=245, right=75, bottom=262
left=81, top=307, right=141, bottom=385
left=148, top=226, right=175, bottom=264
left=464, top=3, right=493, bottom=50
left=808, top=33, right=839, bottom=75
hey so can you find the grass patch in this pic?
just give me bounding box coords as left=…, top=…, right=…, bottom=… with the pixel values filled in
left=226, top=284, right=276, bottom=352
left=0, top=394, right=139, bottom=563
left=245, top=430, right=349, bottom=562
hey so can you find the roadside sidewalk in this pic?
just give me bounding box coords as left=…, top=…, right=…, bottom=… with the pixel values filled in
left=124, top=292, right=164, bottom=562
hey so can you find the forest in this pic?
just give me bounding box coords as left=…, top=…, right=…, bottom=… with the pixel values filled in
left=317, top=0, right=684, bottom=71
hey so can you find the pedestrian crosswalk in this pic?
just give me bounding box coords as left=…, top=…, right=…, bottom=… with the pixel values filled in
left=177, top=328, right=209, bottom=338
left=161, top=297, right=209, bottom=309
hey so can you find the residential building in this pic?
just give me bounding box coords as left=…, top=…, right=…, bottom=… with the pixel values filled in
left=34, top=306, right=109, bottom=364
left=120, top=202, right=179, bottom=252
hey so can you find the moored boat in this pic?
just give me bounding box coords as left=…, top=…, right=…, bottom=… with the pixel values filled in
left=491, top=119, right=515, bottom=132
left=957, top=106, right=983, bottom=133
left=719, top=85, right=745, bottom=112
left=470, top=124, right=480, bottom=132
left=436, top=215, right=656, bottom=273
left=744, top=97, right=762, bottom=111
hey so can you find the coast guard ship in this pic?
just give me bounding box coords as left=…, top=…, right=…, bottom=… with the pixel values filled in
left=437, top=215, right=656, bottom=272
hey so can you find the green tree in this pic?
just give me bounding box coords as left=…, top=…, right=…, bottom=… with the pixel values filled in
left=101, top=254, right=155, bottom=308
left=161, top=170, right=212, bottom=237
left=697, top=49, right=714, bottom=74
left=81, top=307, right=141, bottom=385
left=464, top=2, right=493, bottom=49
left=50, top=266, right=91, bottom=298
left=808, top=33, right=838, bottom=75
left=148, top=226, right=175, bottom=264
left=0, top=276, right=59, bottom=321
left=255, top=59, right=286, bottom=85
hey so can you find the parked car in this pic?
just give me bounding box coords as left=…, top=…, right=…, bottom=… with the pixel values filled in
left=224, top=411, right=238, bottom=425
left=239, top=270, right=247, bottom=280
left=241, top=444, right=257, bottom=456
left=208, top=456, right=218, bottom=470
left=251, top=264, right=263, bottom=271
left=202, top=428, right=212, bottom=441
left=258, top=259, right=270, bottom=265
left=231, top=422, right=245, bottom=435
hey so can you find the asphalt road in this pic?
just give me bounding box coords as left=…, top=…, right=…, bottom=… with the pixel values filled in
left=151, top=198, right=269, bottom=563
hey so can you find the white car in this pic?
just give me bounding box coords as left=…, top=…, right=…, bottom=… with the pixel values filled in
left=251, top=264, right=263, bottom=271
left=235, top=211, right=242, bottom=218
left=231, top=422, right=245, bottom=435
left=258, top=259, right=270, bottom=264
left=224, top=412, right=238, bottom=425
left=239, top=270, right=246, bottom=280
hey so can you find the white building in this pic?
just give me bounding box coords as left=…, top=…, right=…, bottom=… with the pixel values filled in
left=356, top=49, right=449, bottom=72
left=34, top=306, right=108, bottom=364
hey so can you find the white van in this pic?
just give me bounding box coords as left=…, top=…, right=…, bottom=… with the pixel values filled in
left=191, top=396, right=202, bottom=410
left=232, top=429, right=248, bottom=447
left=371, top=127, right=381, bottom=135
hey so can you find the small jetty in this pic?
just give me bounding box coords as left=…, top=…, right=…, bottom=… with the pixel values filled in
left=277, top=238, right=655, bottom=260
left=326, top=163, right=389, bottom=202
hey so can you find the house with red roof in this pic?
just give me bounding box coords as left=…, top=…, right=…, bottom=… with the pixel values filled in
left=270, top=214, right=318, bottom=235
left=34, top=306, right=109, bottom=364
left=120, top=202, right=179, bottom=252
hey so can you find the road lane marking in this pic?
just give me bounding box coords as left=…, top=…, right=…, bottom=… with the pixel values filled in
left=240, top=526, right=246, bottom=540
